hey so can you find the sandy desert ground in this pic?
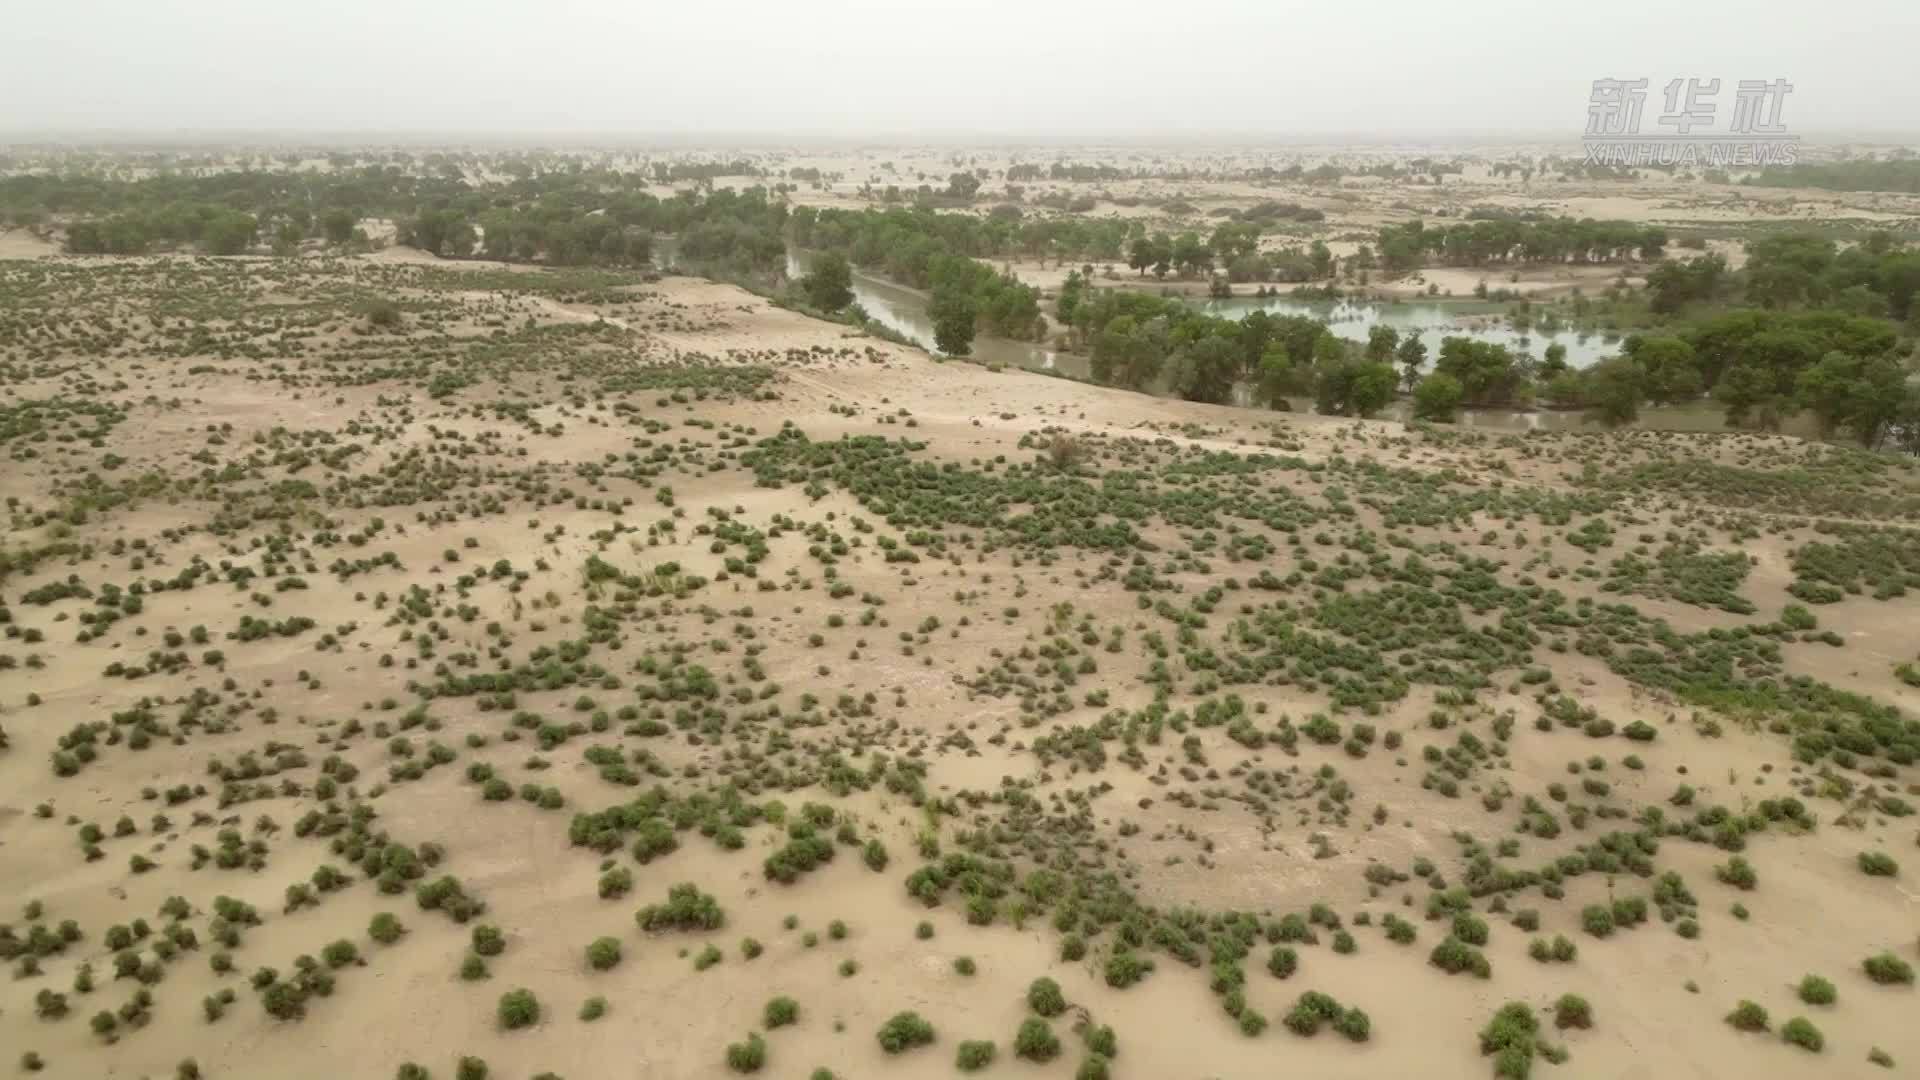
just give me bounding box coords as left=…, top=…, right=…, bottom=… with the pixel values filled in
left=0, top=222, right=1917, bottom=1080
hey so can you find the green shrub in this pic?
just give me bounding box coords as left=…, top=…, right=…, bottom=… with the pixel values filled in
left=1716, top=856, right=1757, bottom=890
left=1797, top=975, right=1836, bottom=1005
left=1726, top=1000, right=1769, bottom=1032
left=878, top=1011, right=935, bottom=1053
left=1864, top=952, right=1915, bottom=985
left=1075, top=1055, right=1111, bottom=1080
left=456, top=1057, right=487, bottom=1080
left=955, top=1040, right=995, bottom=1071
left=1027, top=976, right=1066, bottom=1017
left=636, top=883, right=725, bottom=932
left=1782, top=1016, right=1824, bottom=1052
left=1334, top=1006, right=1371, bottom=1042
left=1103, top=949, right=1152, bottom=988
left=1858, top=851, right=1899, bottom=877
left=1267, top=945, right=1298, bottom=978
left=1580, top=905, right=1614, bottom=937
left=1552, top=994, right=1592, bottom=1030
left=497, top=989, right=539, bottom=1030
left=764, top=996, right=798, bottom=1028
left=1283, top=990, right=1343, bottom=1036
left=1014, top=1018, right=1060, bottom=1062
left=1084, top=1024, right=1117, bottom=1057
left=369, top=913, right=404, bottom=945
left=586, top=937, right=621, bottom=971
left=471, top=925, right=504, bottom=957
left=579, top=996, right=607, bottom=1022
left=725, top=1033, right=766, bottom=1073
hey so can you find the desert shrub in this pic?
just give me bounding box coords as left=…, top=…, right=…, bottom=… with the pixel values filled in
left=1075, top=1055, right=1111, bottom=1080
left=877, top=1011, right=935, bottom=1053
left=1283, top=990, right=1344, bottom=1036
left=1716, top=856, right=1757, bottom=890
left=459, top=953, right=488, bottom=981
left=764, top=996, right=798, bottom=1028
left=1334, top=1006, right=1371, bottom=1042
left=1014, top=1018, right=1060, bottom=1061
left=694, top=944, right=722, bottom=970
left=1429, top=936, right=1490, bottom=977
left=1580, top=906, right=1614, bottom=937
left=1797, top=975, right=1836, bottom=1005
left=1268, top=945, right=1298, bottom=978
left=725, top=1033, right=766, bottom=1073
left=1726, top=1000, right=1770, bottom=1032
left=1552, top=994, right=1592, bottom=1029
left=1782, top=1016, right=1824, bottom=1052
left=637, top=883, right=725, bottom=931
left=586, top=937, right=621, bottom=971
left=1104, top=949, right=1152, bottom=988
left=955, top=1040, right=995, bottom=1071
left=1479, top=1002, right=1539, bottom=1078
left=579, top=996, right=607, bottom=1021
left=497, top=989, right=539, bottom=1030
left=1858, top=851, right=1899, bottom=877
left=1027, top=976, right=1066, bottom=1017
left=1452, top=913, right=1489, bottom=946
left=954, top=956, right=977, bottom=976
left=471, top=925, right=504, bottom=957
left=369, top=913, right=404, bottom=945
left=1863, top=952, right=1915, bottom=985
left=1084, top=1024, right=1117, bottom=1057
left=456, top=1058, right=487, bottom=1080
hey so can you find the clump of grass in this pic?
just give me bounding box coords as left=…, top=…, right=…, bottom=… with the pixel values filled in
left=579, top=996, right=607, bottom=1022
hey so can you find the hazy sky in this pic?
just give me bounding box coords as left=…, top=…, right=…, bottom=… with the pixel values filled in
left=4, top=0, right=1915, bottom=137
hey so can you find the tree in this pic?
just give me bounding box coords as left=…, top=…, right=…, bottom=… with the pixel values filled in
left=1627, top=336, right=1701, bottom=404
left=1396, top=336, right=1428, bottom=390
left=1366, top=324, right=1400, bottom=363
left=1254, top=346, right=1299, bottom=409
left=930, top=292, right=977, bottom=357
left=1583, top=356, right=1646, bottom=428
left=320, top=209, right=357, bottom=245
left=1540, top=342, right=1569, bottom=377
left=803, top=252, right=855, bottom=312
left=1412, top=373, right=1464, bottom=422
left=1167, top=334, right=1240, bottom=405
left=1171, top=233, right=1213, bottom=278
left=1127, top=237, right=1155, bottom=277
left=945, top=172, right=981, bottom=200
left=1317, top=360, right=1397, bottom=418
left=1056, top=269, right=1085, bottom=325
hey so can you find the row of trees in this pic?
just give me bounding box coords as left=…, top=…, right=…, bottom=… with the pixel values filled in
left=1376, top=217, right=1669, bottom=273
